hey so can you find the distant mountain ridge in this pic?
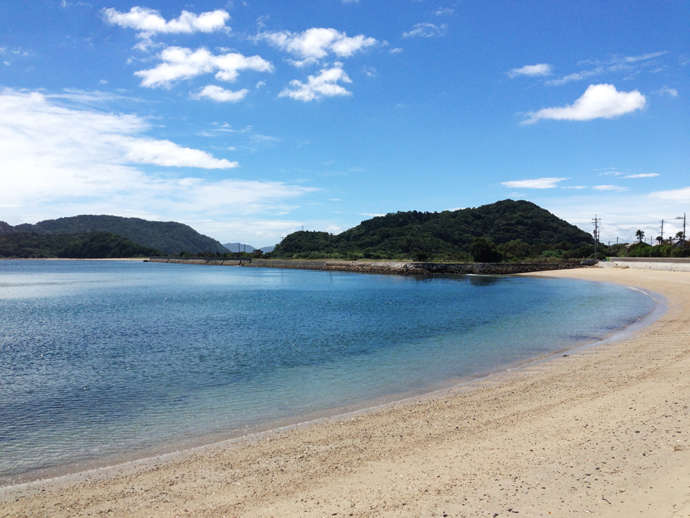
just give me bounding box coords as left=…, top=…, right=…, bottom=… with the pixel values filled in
left=222, top=242, right=276, bottom=254
left=0, top=215, right=227, bottom=255
left=271, top=200, right=593, bottom=260
left=223, top=242, right=255, bottom=253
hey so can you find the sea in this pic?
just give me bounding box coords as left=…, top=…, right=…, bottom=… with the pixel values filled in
left=0, top=259, right=658, bottom=484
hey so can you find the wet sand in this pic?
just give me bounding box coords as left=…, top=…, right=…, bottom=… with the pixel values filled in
left=2, top=267, right=689, bottom=517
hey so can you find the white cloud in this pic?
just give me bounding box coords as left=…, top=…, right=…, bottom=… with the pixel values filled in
left=508, top=63, right=552, bottom=78
left=0, top=89, right=316, bottom=234
left=593, top=184, right=628, bottom=192
left=624, top=173, right=660, bottom=179
left=279, top=64, right=352, bottom=102
left=257, top=27, right=376, bottom=67
left=123, top=138, right=237, bottom=168
left=656, top=86, right=678, bottom=97
left=501, top=177, right=568, bottom=189
left=523, top=84, right=645, bottom=124
left=389, top=47, right=403, bottom=55
left=135, top=46, right=273, bottom=88
left=193, top=85, right=249, bottom=102
left=103, top=7, right=230, bottom=35
left=650, top=186, right=690, bottom=202
left=402, top=22, right=447, bottom=39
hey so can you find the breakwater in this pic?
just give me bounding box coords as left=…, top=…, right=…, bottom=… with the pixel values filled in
left=147, top=258, right=585, bottom=275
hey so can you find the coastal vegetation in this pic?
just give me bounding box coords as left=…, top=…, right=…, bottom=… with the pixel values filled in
left=270, top=200, right=595, bottom=261
left=0, top=232, right=158, bottom=258
left=0, top=215, right=227, bottom=255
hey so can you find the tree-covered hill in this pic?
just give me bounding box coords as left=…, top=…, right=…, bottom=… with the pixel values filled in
left=1, top=215, right=227, bottom=255
left=0, top=232, right=159, bottom=258
left=271, top=200, right=594, bottom=261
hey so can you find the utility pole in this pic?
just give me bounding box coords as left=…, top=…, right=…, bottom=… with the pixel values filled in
left=592, top=215, right=601, bottom=258
left=676, top=213, right=687, bottom=243
left=660, top=219, right=664, bottom=241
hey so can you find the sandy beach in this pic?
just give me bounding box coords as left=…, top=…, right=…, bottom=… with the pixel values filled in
left=2, top=267, right=689, bottom=517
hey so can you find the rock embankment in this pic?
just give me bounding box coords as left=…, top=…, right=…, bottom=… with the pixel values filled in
left=147, top=258, right=584, bottom=275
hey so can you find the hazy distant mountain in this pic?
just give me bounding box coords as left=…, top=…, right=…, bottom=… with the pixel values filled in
left=223, top=242, right=255, bottom=253
left=3, top=215, right=227, bottom=255
left=271, top=199, right=593, bottom=261
left=259, top=245, right=275, bottom=253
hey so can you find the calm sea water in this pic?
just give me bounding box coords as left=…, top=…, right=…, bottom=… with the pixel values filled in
left=0, top=260, right=656, bottom=482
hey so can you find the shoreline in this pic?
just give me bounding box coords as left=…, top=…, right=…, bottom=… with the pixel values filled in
left=0, top=279, right=662, bottom=489
left=2, top=268, right=689, bottom=516
left=0, top=273, right=660, bottom=488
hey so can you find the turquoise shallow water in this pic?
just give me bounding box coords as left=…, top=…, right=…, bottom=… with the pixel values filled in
left=0, top=260, right=656, bottom=482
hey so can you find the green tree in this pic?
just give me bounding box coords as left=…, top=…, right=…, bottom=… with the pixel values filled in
left=470, top=238, right=502, bottom=262
left=635, top=229, right=645, bottom=244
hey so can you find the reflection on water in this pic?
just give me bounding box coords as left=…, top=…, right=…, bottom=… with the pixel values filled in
left=0, top=260, right=655, bottom=481
left=467, top=275, right=502, bottom=286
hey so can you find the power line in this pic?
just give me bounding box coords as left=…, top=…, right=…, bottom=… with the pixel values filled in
left=592, top=215, right=601, bottom=257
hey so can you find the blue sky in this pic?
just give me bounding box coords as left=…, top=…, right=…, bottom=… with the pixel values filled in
left=1, top=0, right=688, bottom=246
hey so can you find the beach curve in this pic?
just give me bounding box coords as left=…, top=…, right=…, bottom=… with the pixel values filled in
left=1, top=267, right=689, bottom=517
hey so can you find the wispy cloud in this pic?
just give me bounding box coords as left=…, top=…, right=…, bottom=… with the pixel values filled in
left=543, top=193, right=687, bottom=243
left=624, top=173, right=660, bottom=179
left=655, top=86, right=678, bottom=97
left=0, top=46, right=30, bottom=66
left=593, top=184, right=628, bottom=192
left=508, top=63, right=552, bottom=78
left=546, top=50, right=667, bottom=86
left=501, top=177, right=568, bottom=189
left=523, top=84, right=645, bottom=124
left=402, top=22, right=447, bottom=39
left=433, top=7, right=455, bottom=16
left=650, top=186, right=690, bottom=202
left=279, top=64, right=352, bottom=102
left=135, top=47, right=273, bottom=88
left=0, top=89, right=316, bottom=231
left=257, top=27, right=376, bottom=67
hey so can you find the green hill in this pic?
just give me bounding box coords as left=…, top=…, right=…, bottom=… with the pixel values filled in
left=0, top=232, right=159, bottom=258
left=4, top=215, right=227, bottom=255
left=271, top=200, right=594, bottom=261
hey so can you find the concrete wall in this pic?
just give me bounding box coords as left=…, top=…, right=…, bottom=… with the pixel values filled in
left=599, top=258, right=690, bottom=272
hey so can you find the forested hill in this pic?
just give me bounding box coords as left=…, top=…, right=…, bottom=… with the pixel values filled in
left=1, top=215, right=227, bottom=255
left=0, top=232, right=159, bottom=258
left=271, top=200, right=594, bottom=261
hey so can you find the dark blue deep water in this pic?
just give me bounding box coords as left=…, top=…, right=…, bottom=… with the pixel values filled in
left=0, top=260, right=656, bottom=482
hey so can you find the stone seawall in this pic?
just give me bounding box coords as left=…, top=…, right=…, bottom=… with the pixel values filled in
left=148, top=258, right=584, bottom=275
